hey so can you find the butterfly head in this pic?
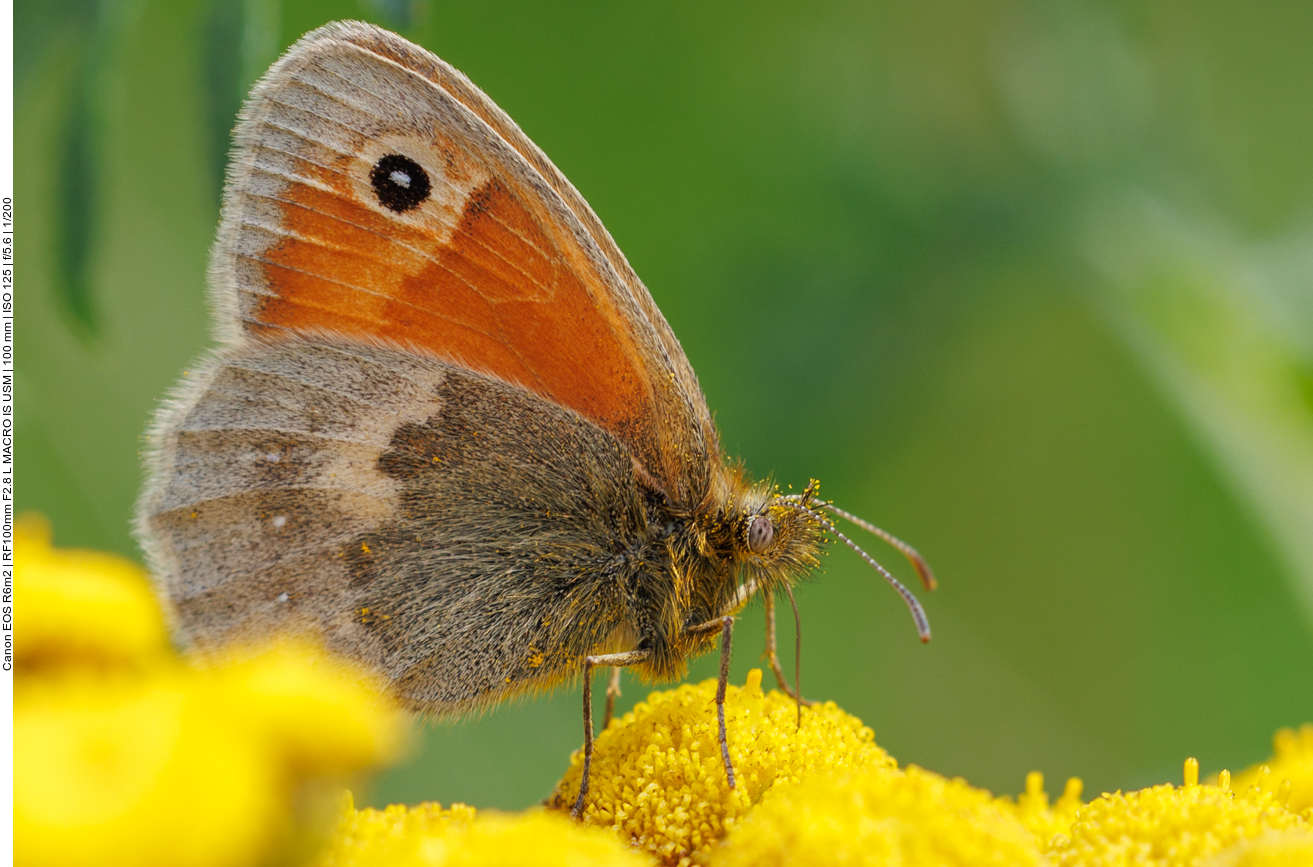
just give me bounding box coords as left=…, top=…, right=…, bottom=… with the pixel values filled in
left=654, top=475, right=935, bottom=680
left=737, top=479, right=830, bottom=589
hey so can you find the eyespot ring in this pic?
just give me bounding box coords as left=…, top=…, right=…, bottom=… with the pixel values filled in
left=747, top=514, right=774, bottom=554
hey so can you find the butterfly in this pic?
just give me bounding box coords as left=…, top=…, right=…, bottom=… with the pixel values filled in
left=135, top=20, right=934, bottom=816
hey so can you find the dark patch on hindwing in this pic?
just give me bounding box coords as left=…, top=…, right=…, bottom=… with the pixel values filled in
left=339, top=372, right=672, bottom=708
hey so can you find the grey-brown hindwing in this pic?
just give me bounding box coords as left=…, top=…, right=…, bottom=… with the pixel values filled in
left=138, top=336, right=668, bottom=713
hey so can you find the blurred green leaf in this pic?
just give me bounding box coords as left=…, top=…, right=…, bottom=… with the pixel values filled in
left=1084, top=192, right=1313, bottom=621
left=56, top=59, right=99, bottom=334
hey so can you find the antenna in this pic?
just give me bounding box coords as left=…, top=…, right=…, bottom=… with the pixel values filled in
left=782, top=500, right=932, bottom=643
left=821, top=503, right=937, bottom=591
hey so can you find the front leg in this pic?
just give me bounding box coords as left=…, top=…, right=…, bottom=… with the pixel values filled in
left=687, top=615, right=736, bottom=790
left=764, top=589, right=814, bottom=723
left=572, top=649, right=650, bottom=819
left=602, top=666, right=623, bottom=729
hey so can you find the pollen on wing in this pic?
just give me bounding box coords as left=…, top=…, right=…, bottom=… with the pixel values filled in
left=547, top=668, right=894, bottom=866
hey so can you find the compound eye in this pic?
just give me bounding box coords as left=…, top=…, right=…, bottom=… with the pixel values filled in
left=747, top=514, right=775, bottom=554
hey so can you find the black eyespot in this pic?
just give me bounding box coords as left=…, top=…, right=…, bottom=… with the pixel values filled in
left=748, top=514, right=774, bottom=554
left=370, top=154, right=431, bottom=213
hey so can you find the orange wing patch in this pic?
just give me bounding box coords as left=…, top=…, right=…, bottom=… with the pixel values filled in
left=215, top=25, right=714, bottom=502
left=253, top=153, right=652, bottom=441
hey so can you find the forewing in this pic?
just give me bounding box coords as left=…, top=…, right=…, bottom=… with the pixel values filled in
left=213, top=21, right=714, bottom=504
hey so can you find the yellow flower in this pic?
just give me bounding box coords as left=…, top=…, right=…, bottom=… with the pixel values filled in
left=15, top=513, right=168, bottom=670
left=1203, top=828, right=1313, bottom=866
left=203, top=641, right=407, bottom=777
left=1047, top=760, right=1311, bottom=867
left=709, top=764, right=1045, bottom=867
left=14, top=517, right=410, bottom=867
left=1007, top=770, right=1085, bottom=846
left=17, top=667, right=283, bottom=867
left=548, top=668, right=894, bottom=866
left=1235, top=725, right=1313, bottom=816
left=315, top=793, right=649, bottom=867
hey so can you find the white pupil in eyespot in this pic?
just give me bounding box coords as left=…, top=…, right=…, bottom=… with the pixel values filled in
left=389, top=170, right=412, bottom=188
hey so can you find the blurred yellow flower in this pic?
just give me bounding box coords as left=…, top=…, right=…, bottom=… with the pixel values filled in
left=1235, top=724, right=1313, bottom=817
left=548, top=668, right=894, bottom=865
left=1203, top=828, right=1313, bottom=867
left=316, top=794, right=477, bottom=866
left=14, top=514, right=168, bottom=671
left=1046, top=760, right=1311, bottom=867
left=709, top=763, right=1046, bottom=867
left=203, top=642, right=407, bottom=777
left=1008, top=770, right=1086, bottom=847
left=14, top=515, right=410, bottom=867
left=17, top=668, right=283, bottom=867
left=315, top=793, right=649, bottom=867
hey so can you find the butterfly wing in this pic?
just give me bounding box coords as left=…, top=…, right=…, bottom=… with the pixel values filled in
left=138, top=23, right=725, bottom=709
left=213, top=21, right=713, bottom=505
left=140, top=336, right=660, bottom=712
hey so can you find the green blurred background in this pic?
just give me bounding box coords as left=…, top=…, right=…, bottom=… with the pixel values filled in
left=17, top=0, right=1313, bottom=808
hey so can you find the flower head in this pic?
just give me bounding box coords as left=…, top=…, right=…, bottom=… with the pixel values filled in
left=1203, top=828, right=1313, bottom=866
left=15, top=514, right=168, bottom=671
left=1235, top=724, right=1313, bottom=817
left=1047, top=759, right=1311, bottom=867
left=709, top=764, right=1046, bottom=867
left=315, top=794, right=648, bottom=867
left=1007, top=770, right=1085, bottom=846
left=15, top=516, right=410, bottom=867
left=548, top=668, right=894, bottom=865
left=19, top=514, right=1313, bottom=867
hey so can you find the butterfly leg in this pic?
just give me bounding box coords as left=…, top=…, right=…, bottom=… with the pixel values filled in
left=714, top=616, right=736, bottom=789
left=730, top=575, right=758, bottom=611
left=572, top=649, right=650, bottom=819
left=602, top=666, right=623, bottom=729
left=688, top=614, right=737, bottom=790
left=763, top=588, right=813, bottom=724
